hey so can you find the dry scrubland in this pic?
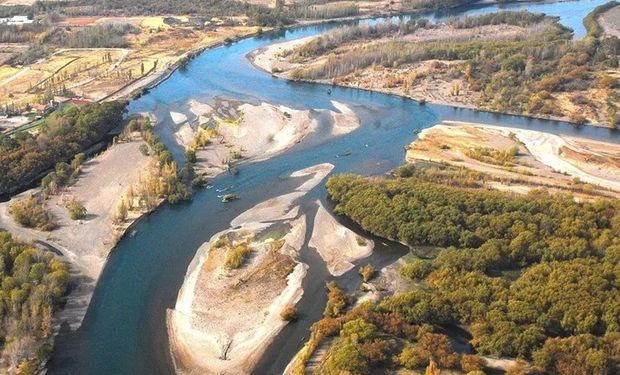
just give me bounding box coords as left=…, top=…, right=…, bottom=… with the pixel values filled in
left=406, top=121, right=620, bottom=199
left=0, top=16, right=262, bottom=108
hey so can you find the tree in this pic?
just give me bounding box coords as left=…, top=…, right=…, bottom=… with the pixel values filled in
left=359, top=264, right=375, bottom=282
left=184, top=148, right=197, bottom=163
left=325, top=340, right=369, bottom=375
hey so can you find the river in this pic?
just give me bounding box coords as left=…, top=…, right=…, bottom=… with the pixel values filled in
left=48, top=1, right=619, bottom=374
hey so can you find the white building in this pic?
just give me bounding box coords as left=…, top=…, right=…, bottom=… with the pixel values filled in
left=0, top=16, right=34, bottom=25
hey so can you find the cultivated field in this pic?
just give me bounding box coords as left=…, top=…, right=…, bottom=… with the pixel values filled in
left=0, top=16, right=262, bottom=108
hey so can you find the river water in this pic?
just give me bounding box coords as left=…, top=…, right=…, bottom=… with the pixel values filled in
left=49, top=1, right=619, bottom=374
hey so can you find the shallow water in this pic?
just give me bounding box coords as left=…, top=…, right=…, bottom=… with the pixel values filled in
left=49, top=1, right=620, bottom=374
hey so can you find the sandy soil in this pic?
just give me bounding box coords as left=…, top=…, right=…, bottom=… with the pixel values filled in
left=309, top=201, right=374, bottom=276
left=170, top=98, right=358, bottom=177
left=248, top=36, right=315, bottom=74
left=168, top=163, right=335, bottom=374
left=406, top=121, right=620, bottom=198
left=0, top=138, right=151, bottom=329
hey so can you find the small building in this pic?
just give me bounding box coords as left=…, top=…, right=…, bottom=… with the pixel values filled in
left=0, top=16, right=34, bottom=25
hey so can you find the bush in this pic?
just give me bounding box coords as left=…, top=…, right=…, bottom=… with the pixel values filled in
left=184, top=148, right=197, bottom=163
left=359, top=264, right=375, bottom=282
left=280, top=305, right=298, bottom=321
left=67, top=199, right=87, bottom=220
left=461, top=354, right=485, bottom=372
left=9, top=195, right=56, bottom=230
left=224, top=243, right=252, bottom=269
left=324, top=281, right=347, bottom=318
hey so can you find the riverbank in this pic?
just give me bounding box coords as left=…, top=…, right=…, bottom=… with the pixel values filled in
left=167, top=163, right=334, bottom=374
left=406, top=120, right=620, bottom=198
left=0, top=136, right=153, bottom=331
left=248, top=12, right=620, bottom=128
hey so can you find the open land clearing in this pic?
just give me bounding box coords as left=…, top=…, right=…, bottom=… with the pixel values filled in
left=406, top=121, right=620, bottom=199
left=168, top=164, right=337, bottom=375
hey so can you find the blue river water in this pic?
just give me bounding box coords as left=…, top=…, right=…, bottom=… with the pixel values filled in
left=48, top=1, right=619, bottom=374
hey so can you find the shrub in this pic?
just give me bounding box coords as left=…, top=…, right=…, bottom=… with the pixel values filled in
left=280, top=305, right=298, bottom=321
left=461, top=354, right=485, bottom=372
left=359, top=264, right=375, bottom=282
left=9, top=195, right=56, bottom=230
left=67, top=199, right=87, bottom=220
left=224, top=243, right=252, bottom=269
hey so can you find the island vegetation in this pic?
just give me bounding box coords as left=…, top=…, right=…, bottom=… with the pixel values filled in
left=301, top=169, right=620, bottom=374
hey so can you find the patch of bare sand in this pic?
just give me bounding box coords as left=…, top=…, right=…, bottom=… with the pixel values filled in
left=188, top=99, right=213, bottom=117
left=407, top=121, right=620, bottom=198
left=191, top=101, right=318, bottom=177
left=175, top=98, right=353, bottom=178
left=168, top=211, right=308, bottom=375
left=248, top=36, right=315, bottom=74
left=464, top=122, right=620, bottom=192
left=309, top=200, right=374, bottom=276
left=0, top=139, right=151, bottom=329
left=598, top=5, right=620, bottom=38
left=170, top=111, right=188, bottom=125
left=329, top=100, right=361, bottom=135
left=231, top=163, right=334, bottom=227
left=168, top=163, right=335, bottom=374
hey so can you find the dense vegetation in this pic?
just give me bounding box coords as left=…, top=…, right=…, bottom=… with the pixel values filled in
left=317, top=170, right=620, bottom=374
left=65, top=24, right=136, bottom=48
left=0, top=232, right=69, bottom=373
left=0, top=101, right=126, bottom=195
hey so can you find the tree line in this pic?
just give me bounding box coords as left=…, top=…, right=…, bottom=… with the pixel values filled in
left=318, top=169, right=619, bottom=374
left=0, top=232, right=69, bottom=373
left=0, top=101, right=126, bottom=195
